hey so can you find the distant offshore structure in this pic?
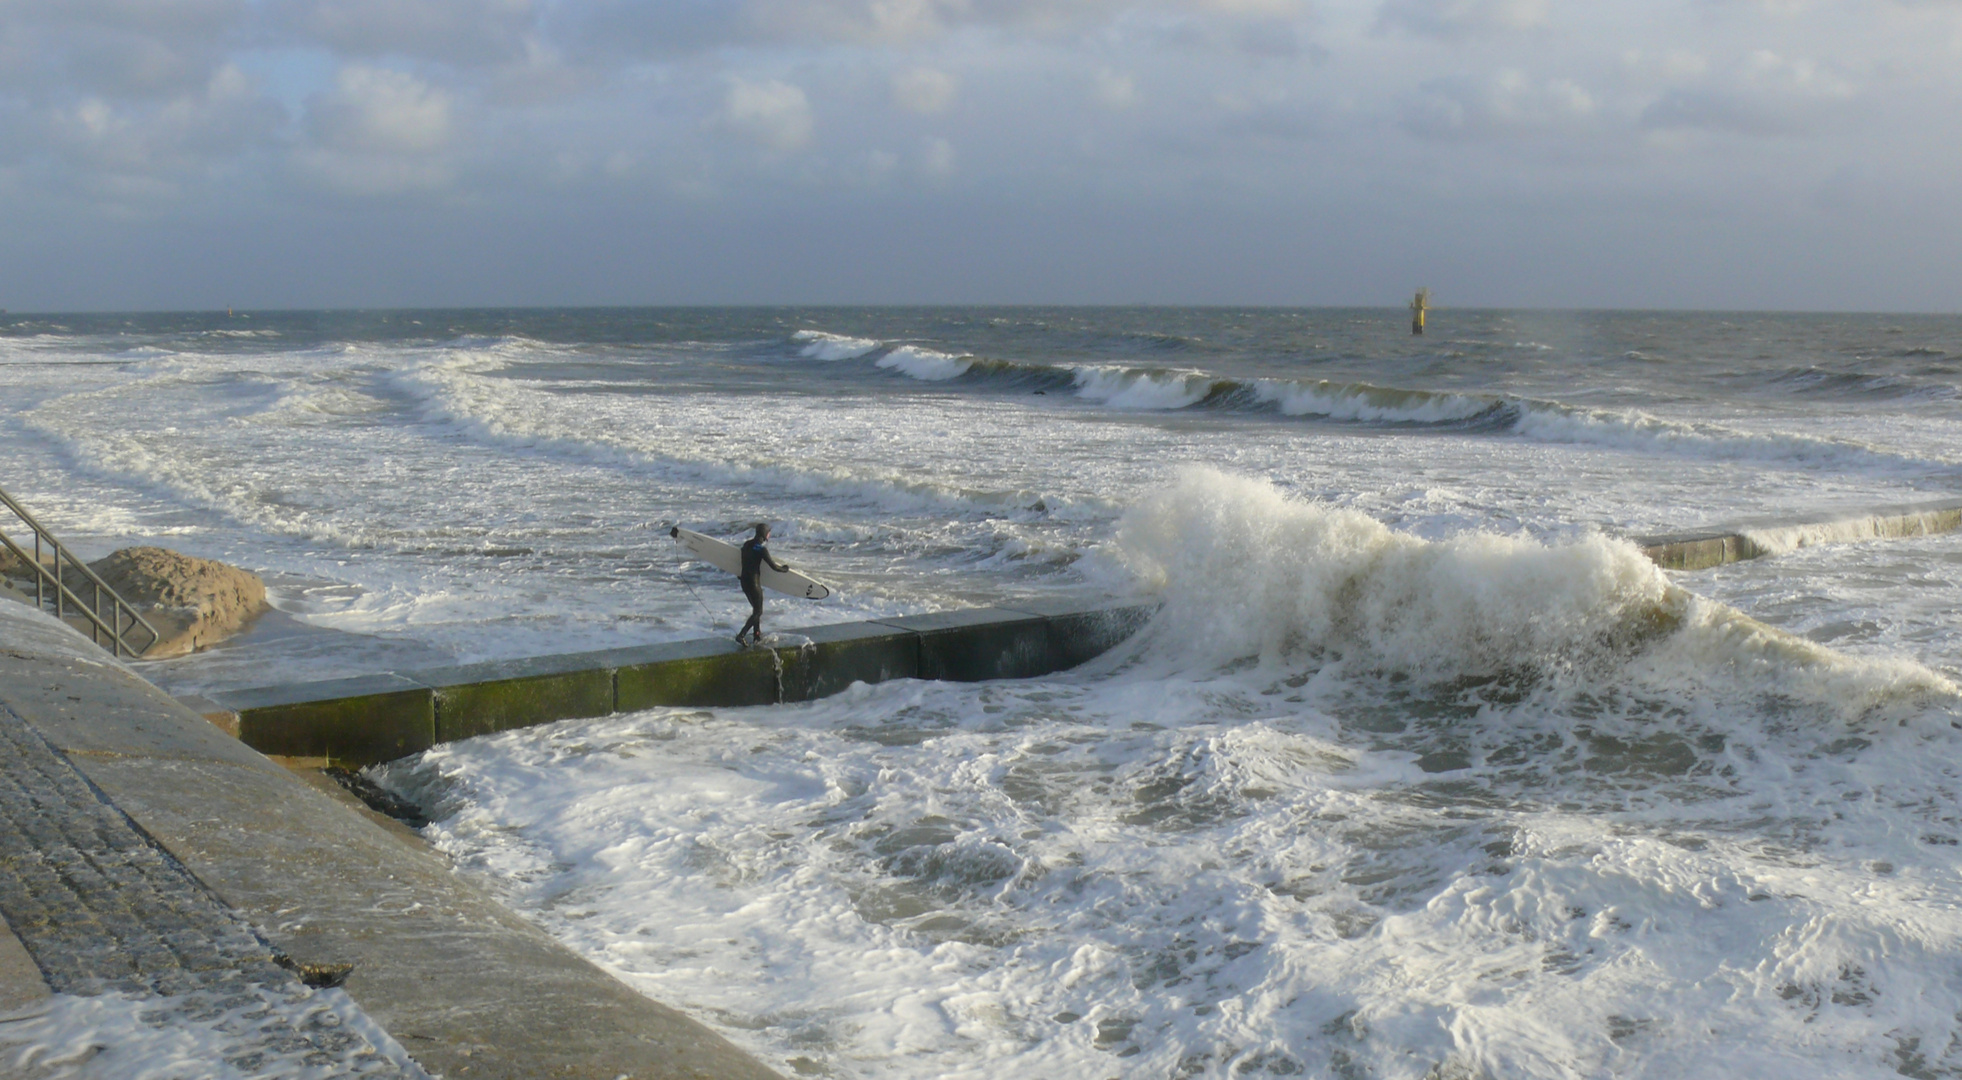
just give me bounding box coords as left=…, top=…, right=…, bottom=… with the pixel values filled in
left=1410, top=288, right=1430, bottom=335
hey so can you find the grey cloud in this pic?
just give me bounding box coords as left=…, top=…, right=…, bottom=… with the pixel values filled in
left=1214, top=100, right=1327, bottom=142
left=1401, top=70, right=1595, bottom=139
left=295, top=65, right=460, bottom=195
left=1376, top=0, right=1549, bottom=40
left=553, top=0, right=751, bottom=59
left=2, top=0, right=248, bottom=35
left=561, top=0, right=1121, bottom=57
left=277, top=0, right=541, bottom=65
left=38, top=66, right=282, bottom=180
left=63, top=33, right=227, bottom=97
left=0, top=0, right=249, bottom=100
left=1132, top=13, right=1310, bottom=57
left=306, top=65, right=456, bottom=155
left=1640, top=52, right=1853, bottom=136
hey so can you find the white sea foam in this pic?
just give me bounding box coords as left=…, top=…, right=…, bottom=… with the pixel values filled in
left=378, top=469, right=1962, bottom=1080
left=793, top=330, right=884, bottom=361
left=1109, top=469, right=1957, bottom=709
left=393, top=347, right=1025, bottom=514
left=875, top=345, right=972, bottom=381
left=1253, top=379, right=1494, bottom=423
left=1740, top=507, right=1962, bottom=557
left=1508, top=402, right=1942, bottom=470
left=1070, top=366, right=1215, bottom=409
left=0, top=989, right=428, bottom=1079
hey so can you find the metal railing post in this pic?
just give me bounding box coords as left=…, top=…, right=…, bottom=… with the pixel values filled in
left=0, top=485, right=161, bottom=659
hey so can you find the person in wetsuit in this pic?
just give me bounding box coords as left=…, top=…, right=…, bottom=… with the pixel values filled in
left=736, top=522, right=790, bottom=646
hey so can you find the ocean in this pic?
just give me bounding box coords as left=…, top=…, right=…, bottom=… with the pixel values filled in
left=5, top=306, right=1962, bottom=1077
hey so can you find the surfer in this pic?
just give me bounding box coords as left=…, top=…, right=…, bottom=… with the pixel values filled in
left=736, top=523, right=790, bottom=646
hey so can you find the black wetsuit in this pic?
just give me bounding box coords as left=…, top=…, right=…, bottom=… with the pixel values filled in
left=739, top=538, right=770, bottom=604
left=737, top=537, right=786, bottom=643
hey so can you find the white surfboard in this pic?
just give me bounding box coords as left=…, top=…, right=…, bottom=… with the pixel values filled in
left=670, top=527, right=832, bottom=600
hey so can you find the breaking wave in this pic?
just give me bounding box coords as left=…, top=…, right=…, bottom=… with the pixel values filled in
left=789, top=330, right=1943, bottom=471
left=1108, top=468, right=1956, bottom=713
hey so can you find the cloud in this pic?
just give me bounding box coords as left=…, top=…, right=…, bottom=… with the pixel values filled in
left=1402, top=69, right=1595, bottom=139
left=280, top=0, right=540, bottom=65
left=309, top=65, right=454, bottom=154
left=921, top=135, right=955, bottom=175
left=297, top=65, right=455, bottom=194
left=9, top=0, right=247, bottom=36
left=563, top=0, right=1126, bottom=56
left=36, top=64, right=282, bottom=195
left=1376, top=0, right=1550, bottom=40
left=892, top=66, right=958, bottom=114
left=0, top=0, right=248, bottom=100
left=717, top=78, right=814, bottom=152
left=1641, top=50, right=1854, bottom=135
left=1094, top=68, right=1138, bottom=108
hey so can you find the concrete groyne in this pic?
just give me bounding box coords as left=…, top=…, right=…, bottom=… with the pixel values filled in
left=193, top=498, right=1962, bottom=767
left=197, top=598, right=1157, bottom=767
left=1633, top=497, right=1962, bottom=572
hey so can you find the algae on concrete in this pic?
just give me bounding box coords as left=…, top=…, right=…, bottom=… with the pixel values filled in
left=217, top=674, right=435, bottom=766
left=411, top=655, right=617, bottom=743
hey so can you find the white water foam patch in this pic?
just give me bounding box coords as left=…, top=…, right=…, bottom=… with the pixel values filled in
left=875, top=345, right=972, bottom=381
left=1253, top=379, right=1496, bottom=424
left=380, top=656, right=1962, bottom=1080
left=1070, top=366, right=1215, bottom=409
left=394, top=347, right=1038, bottom=516
left=0, top=989, right=428, bottom=1079
left=19, top=360, right=384, bottom=547
left=1508, top=401, right=1947, bottom=471
left=1107, top=468, right=1957, bottom=712
left=1740, top=507, right=1962, bottom=558
left=792, top=330, right=884, bottom=361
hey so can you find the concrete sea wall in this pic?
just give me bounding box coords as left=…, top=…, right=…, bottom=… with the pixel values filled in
left=199, top=598, right=1157, bottom=767
left=198, top=498, right=1962, bottom=766
left=1633, top=497, right=1962, bottom=571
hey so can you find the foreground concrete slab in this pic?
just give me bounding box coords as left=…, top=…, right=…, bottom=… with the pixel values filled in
left=0, top=602, right=780, bottom=1080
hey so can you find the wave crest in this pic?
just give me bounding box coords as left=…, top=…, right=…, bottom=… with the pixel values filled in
left=1110, top=469, right=1956, bottom=713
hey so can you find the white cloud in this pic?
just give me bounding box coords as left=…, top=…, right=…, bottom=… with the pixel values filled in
left=892, top=66, right=958, bottom=114
left=309, top=65, right=453, bottom=154
left=45, top=64, right=281, bottom=177
left=297, top=65, right=455, bottom=194
left=718, top=78, right=814, bottom=152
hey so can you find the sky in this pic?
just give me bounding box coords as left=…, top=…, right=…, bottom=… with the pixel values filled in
left=1, top=0, right=1959, bottom=312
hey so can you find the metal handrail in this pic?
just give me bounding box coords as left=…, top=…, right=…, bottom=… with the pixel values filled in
left=0, top=486, right=160, bottom=659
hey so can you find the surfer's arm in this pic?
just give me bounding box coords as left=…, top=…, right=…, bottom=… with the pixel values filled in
left=760, top=544, right=790, bottom=573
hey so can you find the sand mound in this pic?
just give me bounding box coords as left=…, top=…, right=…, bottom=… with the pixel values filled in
left=0, top=546, right=267, bottom=658
left=86, top=547, right=268, bottom=658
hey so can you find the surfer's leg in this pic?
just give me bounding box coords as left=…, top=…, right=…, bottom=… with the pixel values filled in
left=739, top=583, right=764, bottom=643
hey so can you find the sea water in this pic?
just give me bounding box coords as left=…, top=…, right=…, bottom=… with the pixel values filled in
left=5, top=307, right=1962, bottom=1077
